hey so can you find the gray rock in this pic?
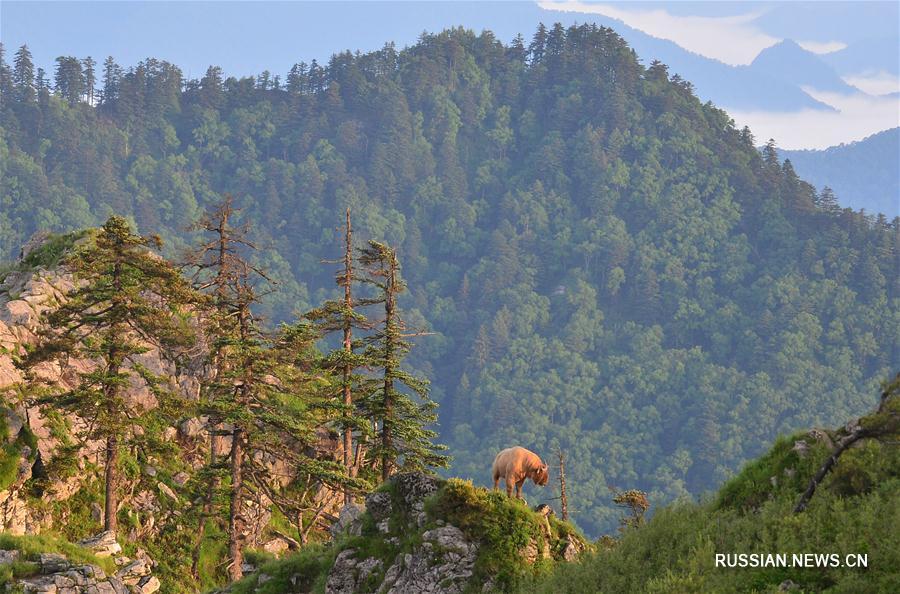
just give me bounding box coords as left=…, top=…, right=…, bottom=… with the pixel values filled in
left=0, top=549, right=20, bottom=564
left=779, top=579, right=799, bottom=591
left=135, top=575, right=161, bottom=594
left=40, top=553, right=70, bottom=574
left=324, top=550, right=384, bottom=593
left=178, top=417, right=204, bottom=439
left=79, top=531, right=122, bottom=558
left=379, top=524, right=477, bottom=594
left=366, top=491, right=393, bottom=522
left=561, top=536, right=584, bottom=561
left=392, top=473, right=441, bottom=508
left=331, top=502, right=365, bottom=538
left=114, top=559, right=150, bottom=585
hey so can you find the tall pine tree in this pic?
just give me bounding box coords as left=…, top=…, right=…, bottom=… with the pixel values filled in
left=305, top=208, right=373, bottom=503
left=20, top=218, right=199, bottom=533
left=358, top=241, right=448, bottom=481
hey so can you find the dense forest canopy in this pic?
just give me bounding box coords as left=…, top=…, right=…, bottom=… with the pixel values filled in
left=1, top=24, right=898, bottom=537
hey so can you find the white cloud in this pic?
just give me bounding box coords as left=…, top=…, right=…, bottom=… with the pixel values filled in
left=537, top=0, right=778, bottom=65
left=797, top=40, right=847, bottom=54
left=842, top=70, right=900, bottom=96
left=727, top=90, right=900, bottom=149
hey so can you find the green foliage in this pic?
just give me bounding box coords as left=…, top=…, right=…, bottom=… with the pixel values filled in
left=19, top=231, right=86, bottom=270
left=0, top=532, right=116, bottom=586
left=0, top=410, right=37, bottom=492
left=425, top=479, right=584, bottom=591
left=227, top=544, right=334, bottom=594
left=1, top=23, right=897, bottom=538
left=525, top=425, right=900, bottom=594
left=715, top=433, right=828, bottom=512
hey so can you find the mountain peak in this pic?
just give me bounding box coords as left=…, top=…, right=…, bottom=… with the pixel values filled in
left=750, top=38, right=858, bottom=94
left=753, top=38, right=821, bottom=65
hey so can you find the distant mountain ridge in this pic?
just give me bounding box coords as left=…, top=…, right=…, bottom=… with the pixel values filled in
left=779, top=128, right=900, bottom=217
left=750, top=39, right=860, bottom=95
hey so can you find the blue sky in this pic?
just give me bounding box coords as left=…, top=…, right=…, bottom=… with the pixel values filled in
left=2, top=1, right=898, bottom=148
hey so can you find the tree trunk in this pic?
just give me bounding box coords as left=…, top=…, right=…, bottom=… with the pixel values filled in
left=228, top=427, right=244, bottom=581
left=382, top=391, right=393, bottom=482
left=381, top=258, right=396, bottom=483
left=342, top=208, right=354, bottom=504
left=558, top=450, right=568, bottom=521
left=794, top=426, right=868, bottom=513
left=104, top=434, right=118, bottom=532
left=192, top=430, right=220, bottom=578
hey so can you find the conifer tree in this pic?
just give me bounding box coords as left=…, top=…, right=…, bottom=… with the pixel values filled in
left=305, top=208, right=372, bottom=503
left=20, top=217, right=199, bottom=533
left=82, top=56, right=96, bottom=104
left=189, top=198, right=363, bottom=580
left=358, top=241, right=448, bottom=481
left=184, top=196, right=250, bottom=577
left=0, top=44, right=12, bottom=101
left=13, top=44, right=35, bottom=102
left=54, top=56, right=85, bottom=104
left=101, top=56, right=121, bottom=104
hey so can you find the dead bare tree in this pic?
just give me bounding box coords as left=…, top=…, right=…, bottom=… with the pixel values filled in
left=794, top=373, right=900, bottom=513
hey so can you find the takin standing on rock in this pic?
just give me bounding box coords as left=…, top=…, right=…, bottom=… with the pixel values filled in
left=492, top=446, right=549, bottom=499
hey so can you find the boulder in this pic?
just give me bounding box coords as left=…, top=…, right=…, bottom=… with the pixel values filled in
left=79, top=531, right=122, bottom=558
left=40, top=553, right=70, bottom=574
left=134, top=575, right=161, bottom=594
left=178, top=417, right=204, bottom=439
left=392, top=473, right=441, bottom=508
left=331, top=502, right=365, bottom=537
left=326, top=549, right=382, bottom=594
left=377, top=526, right=477, bottom=594
left=114, top=559, right=150, bottom=586
left=365, top=491, right=393, bottom=523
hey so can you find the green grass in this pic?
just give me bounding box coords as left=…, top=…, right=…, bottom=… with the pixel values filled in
left=19, top=231, right=88, bottom=271
left=715, top=432, right=829, bottom=512
left=424, top=478, right=586, bottom=592
left=227, top=544, right=335, bottom=594
left=523, top=433, right=900, bottom=594
left=0, top=412, right=38, bottom=492
left=0, top=532, right=117, bottom=586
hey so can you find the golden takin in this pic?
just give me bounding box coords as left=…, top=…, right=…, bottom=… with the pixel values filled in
left=492, top=446, right=549, bottom=499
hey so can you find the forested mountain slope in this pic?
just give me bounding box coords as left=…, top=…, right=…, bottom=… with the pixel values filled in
left=1, top=25, right=898, bottom=537
left=779, top=127, right=900, bottom=217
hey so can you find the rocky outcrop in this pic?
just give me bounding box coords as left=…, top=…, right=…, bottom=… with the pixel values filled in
left=0, top=533, right=159, bottom=594
left=318, top=473, right=588, bottom=594
left=379, top=525, right=478, bottom=594
left=0, top=237, right=207, bottom=537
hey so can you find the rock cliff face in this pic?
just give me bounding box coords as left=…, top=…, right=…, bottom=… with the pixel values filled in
left=0, top=234, right=345, bottom=588
left=0, top=234, right=205, bottom=538
left=227, top=473, right=588, bottom=594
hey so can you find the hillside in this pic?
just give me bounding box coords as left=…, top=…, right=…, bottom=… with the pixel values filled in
left=525, top=378, right=900, bottom=593
left=217, top=473, right=588, bottom=594
left=779, top=128, right=900, bottom=217
left=1, top=25, right=898, bottom=539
